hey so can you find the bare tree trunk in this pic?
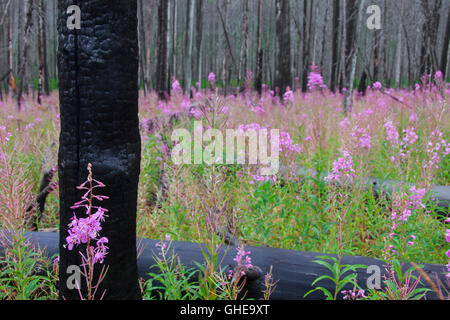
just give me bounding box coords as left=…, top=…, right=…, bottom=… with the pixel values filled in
left=156, top=0, right=169, bottom=99
left=343, top=0, right=364, bottom=114
left=17, top=0, right=34, bottom=110
left=145, top=1, right=152, bottom=89
left=239, top=0, right=249, bottom=85
left=195, top=0, right=204, bottom=84
left=420, top=0, right=442, bottom=76
left=7, top=0, right=13, bottom=95
left=171, top=0, right=177, bottom=81
left=301, top=0, right=314, bottom=91
left=330, top=0, right=340, bottom=92
left=184, top=0, right=195, bottom=93
left=138, top=0, right=148, bottom=93
left=219, top=0, right=229, bottom=92
left=255, top=0, right=263, bottom=94
left=275, top=0, right=292, bottom=94
left=394, top=0, right=404, bottom=87
left=440, top=6, right=450, bottom=79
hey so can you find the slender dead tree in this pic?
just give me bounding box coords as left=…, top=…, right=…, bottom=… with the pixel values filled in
left=239, top=0, right=249, bottom=85
left=255, top=0, right=263, bottom=94
left=420, top=0, right=442, bottom=76
left=58, top=0, right=141, bottom=300
left=16, top=0, right=34, bottom=110
left=195, top=0, right=204, bottom=84
left=394, top=0, right=404, bottom=87
left=330, top=0, right=340, bottom=92
left=440, top=6, right=450, bottom=79
left=275, top=0, right=292, bottom=95
left=183, top=0, right=195, bottom=92
left=156, top=0, right=169, bottom=99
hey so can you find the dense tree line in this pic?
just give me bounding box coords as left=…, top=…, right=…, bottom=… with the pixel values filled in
left=0, top=0, right=449, bottom=104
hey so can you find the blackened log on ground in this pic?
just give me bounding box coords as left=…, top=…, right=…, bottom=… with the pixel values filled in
left=57, top=0, right=141, bottom=299
left=282, top=165, right=450, bottom=213
left=17, top=232, right=448, bottom=300
left=27, top=167, right=58, bottom=230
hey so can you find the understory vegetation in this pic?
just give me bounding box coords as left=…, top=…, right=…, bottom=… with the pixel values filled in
left=0, top=72, right=449, bottom=300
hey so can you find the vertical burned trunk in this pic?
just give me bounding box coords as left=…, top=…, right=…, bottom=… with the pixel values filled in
left=275, top=0, right=292, bottom=95
left=58, top=0, right=141, bottom=300
left=420, top=0, right=442, bottom=76
left=37, top=0, right=49, bottom=98
left=156, top=0, right=169, bottom=99
left=17, top=0, right=34, bottom=110
left=195, top=0, right=203, bottom=84
left=184, top=0, right=195, bottom=92
left=330, top=0, right=340, bottom=92
left=255, top=0, right=263, bottom=94
left=440, top=6, right=450, bottom=79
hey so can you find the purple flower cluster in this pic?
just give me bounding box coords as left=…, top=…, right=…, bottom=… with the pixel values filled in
left=372, top=82, right=382, bottom=90
left=0, top=126, right=12, bottom=161
left=172, top=79, right=182, bottom=93
left=228, top=246, right=253, bottom=279
left=384, top=121, right=399, bottom=146
left=351, top=126, right=372, bottom=150
left=283, top=89, right=294, bottom=103
left=388, top=187, right=425, bottom=255
left=324, top=150, right=356, bottom=183
left=425, top=130, right=450, bottom=170
left=307, top=65, right=326, bottom=91
left=342, top=289, right=367, bottom=300
left=64, top=164, right=110, bottom=265
left=279, top=131, right=302, bottom=154
left=390, top=186, right=425, bottom=230
left=208, top=72, right=216, bottom=86
left=446, top=218, right=450, bottom=279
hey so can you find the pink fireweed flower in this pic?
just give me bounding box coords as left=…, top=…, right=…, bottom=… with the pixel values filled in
left=283, top=88, right=294, bottom=103
left=172, top=79, right=182, bottom=93
left=372, top=82, right=382, bottom=90
left=325, top=150, right=356, bottom=183
left=307, top=65, right=326, bottom=91
left=384, top=121, right=399, bottom=146
left=279, top=131, right=301, bottom=153
left=424, top=130, right=450, bottom=170
left=64, top=164, right=109, bottom=266
left=351, top=126, right=372, bottom=150
left=339, top=117, right=351, bottom=129
left=208, top=72, right=216, bottom=85
left=434, top=70, right=443, bottom=83
left=342, top=289, right=367, bottom=300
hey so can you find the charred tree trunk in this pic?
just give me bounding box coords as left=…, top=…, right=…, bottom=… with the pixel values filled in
left=138, top=0, right=148, bottom=93
left=420, top=0, right=442, bottom=77
left=239, top=0, right=249, bottom=85
left=184, top=0, right=195, bottom=93
left=16, top=0, right=34, bottom=110
left=37, top=0, right=49, bottom=98
left=195, top=0, right=204, bottom=84
left=156, top=0, right=169, bottom=99
left=330, top=0, right=340, bottom=92
left=255, top=0, right=263, bottom=94
left=394, top=0, right=404, bottom=87
left=343, top=0, right=363, bottom=114
left=440, top=6, right=450, bottom=79
left=275, top=0, right=292, bottom=95
left=57, top=0, right=141, bottom=300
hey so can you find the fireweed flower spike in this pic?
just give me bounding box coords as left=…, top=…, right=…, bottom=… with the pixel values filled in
left=64, top=163, right=110, bottom=300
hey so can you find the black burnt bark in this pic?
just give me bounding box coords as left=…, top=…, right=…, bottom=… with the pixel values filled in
left=57, top=0, right=141, bottom=300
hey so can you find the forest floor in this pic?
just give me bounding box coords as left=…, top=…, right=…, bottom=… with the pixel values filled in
left=0, top=79, right=449, bottom=273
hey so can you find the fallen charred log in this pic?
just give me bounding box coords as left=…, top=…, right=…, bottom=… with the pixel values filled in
left=282, top=165, right=450, bottom=213
left=4, top=231, right=447, bottom=300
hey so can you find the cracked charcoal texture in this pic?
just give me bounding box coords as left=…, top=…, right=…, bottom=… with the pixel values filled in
left=58, top=0, right=141, bottom=299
